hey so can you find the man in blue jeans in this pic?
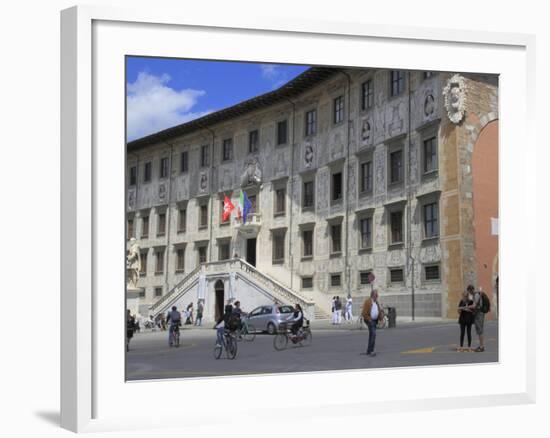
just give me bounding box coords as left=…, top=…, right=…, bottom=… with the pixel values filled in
left=361, top=289, right=384, bottom=357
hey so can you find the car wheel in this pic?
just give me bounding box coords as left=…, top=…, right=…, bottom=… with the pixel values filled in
left=267, top=322, right=276, bottom=335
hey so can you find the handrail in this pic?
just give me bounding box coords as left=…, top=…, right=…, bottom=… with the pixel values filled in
left=148, top=257, right=315, bottom=316
left=149, top=265, right=202, bottom=313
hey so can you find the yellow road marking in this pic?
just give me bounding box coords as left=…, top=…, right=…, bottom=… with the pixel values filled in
left=402, top=347, right=435, bottom=354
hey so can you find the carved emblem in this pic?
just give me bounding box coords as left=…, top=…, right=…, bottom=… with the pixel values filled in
left=240, top=157, right=262, bottom=187
left=361, top=119, right=372, bottom=144
left=304, top=144, right=314, bottom=168
left=128, top=190, right=135, bottom=209
left=199, top=172, right=208, bottom=191
left=158, top=184, right=166, bottom=201
left=424, top=94, right=435, bottom=117
left=443, top=74, right=467, bottom=124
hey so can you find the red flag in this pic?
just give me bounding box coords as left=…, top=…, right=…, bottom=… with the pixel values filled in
left=222, top=195, right=235, bottom=222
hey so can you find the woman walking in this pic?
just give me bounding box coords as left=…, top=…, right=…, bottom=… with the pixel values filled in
left=457, top=290, right=475, bottom=352
left=184, top=302, right=194, bottom=325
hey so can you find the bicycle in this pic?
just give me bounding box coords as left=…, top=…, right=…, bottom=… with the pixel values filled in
left=213, top=329, right=238, bottom=359
left=235, top=319, right=256, bottom=342
left=273, top=321, right=312, bottom=351
left=169, top=323, right=180, bottom=347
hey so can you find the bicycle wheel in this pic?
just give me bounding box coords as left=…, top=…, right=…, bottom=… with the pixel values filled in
left=273, top=333, right=288, bottom=351
left=242, top=324, right=256, bottom=342
left=175, top=331, right=180, bottom=347
left=300, top=328, right=312, bottom=347
left=213, top=344, right=222, bottom=359
left=226, top=336, right=238, bottom=359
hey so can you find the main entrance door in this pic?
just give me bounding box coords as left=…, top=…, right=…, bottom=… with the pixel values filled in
left=246, top=238, right=257, bottom=266
left=214, top=280, right=224, bottom=322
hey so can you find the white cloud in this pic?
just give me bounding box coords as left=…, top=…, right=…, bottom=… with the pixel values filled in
left=259, top=64, right=288, bottom=89
left=126, top=72, right=211, bottom=141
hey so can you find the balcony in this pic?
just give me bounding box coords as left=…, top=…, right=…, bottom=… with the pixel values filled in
left=235, top=213, right=262, bottom=236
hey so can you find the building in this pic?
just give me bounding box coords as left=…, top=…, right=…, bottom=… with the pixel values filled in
left=126, top=66, right=499, bottom=322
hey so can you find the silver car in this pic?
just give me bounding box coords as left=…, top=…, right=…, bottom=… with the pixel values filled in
left=244, top=304, right=295, bottom=335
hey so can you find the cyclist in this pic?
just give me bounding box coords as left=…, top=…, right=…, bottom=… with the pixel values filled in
left=232, top=300, right=247, bottom=332
left=214, top=303, right=236, bottom=347
left=166, top=306, right=181, bottom=346
left=287, top=303, right=304, bottom=340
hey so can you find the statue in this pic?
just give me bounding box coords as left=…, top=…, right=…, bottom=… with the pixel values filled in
left=126, top=237, right=141, bottom=289
left=304, top=144, right=314, bottom=168
left=240, top=157, right=262, bottom=187
left=443, top=74, right=467, bottom=124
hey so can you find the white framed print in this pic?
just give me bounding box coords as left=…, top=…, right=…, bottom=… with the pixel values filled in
left=61, top=5, right=536, bottom=433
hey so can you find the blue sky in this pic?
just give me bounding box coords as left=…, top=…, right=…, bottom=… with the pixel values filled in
left=126, top=57, right=310, bottom=141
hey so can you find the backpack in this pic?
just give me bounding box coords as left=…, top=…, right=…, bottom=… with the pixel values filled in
left=226, top=313, right=240, bottom=331
left=479, top=292, right=491, bottom=314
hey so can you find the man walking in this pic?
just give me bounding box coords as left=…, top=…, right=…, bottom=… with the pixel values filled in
left=361, top=290, right=384, bottom=357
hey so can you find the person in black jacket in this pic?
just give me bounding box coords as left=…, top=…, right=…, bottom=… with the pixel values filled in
left=126, top=309, right=135, bottom=352
left=457, top=290, right=475, bottom=352
left=214, top=303, right=234, bottom=346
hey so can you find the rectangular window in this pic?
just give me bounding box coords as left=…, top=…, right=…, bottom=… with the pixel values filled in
left=249, top=130, right=259, bottom=153
left=333, top=95, right=344, bottom=124
left=154, top=287, right=163, bottom=297
left=222, top=138, right=233, bottom=161
left=139, top=290, right=146, bottom=298
left=305, top=109, right=317, bottom=136
left=219, top=242, right=230, bottom=261
left=423, top=202, right=439, bottom=238
left=331, top=273, right=341, bottom=287
left=302, top=229, right=313, bottom=257
left=360, top=271, right=373, bottom=285
left=423, top=71, right=434, bottom=80
left=390, top=150, right=403, bottom=183
left=360, top=161, right=372, bottom=193
left=275, top=188, right=286, bottom=215
left=144, top=161, right=152, bottom=182
left=198, top=246, right=207, bottom=264
left=180, top=151, right=188, bottom=173
left=331, top=224, right=342, bottom=253
left=360, top=217, right=372, bottom=249
left=178, top=208, right=186, bottom=233
left=302, top=277, right=313, bottom=289
left=160, top=157, right=169, bottom=179
left=303, top=180, right=315, bottom=209
left=176, top=248, right=185, bottom=273
left=332, top=172, right=343, bottom=201
left=199, top=204, right=208, bottom=229
left=390, top=268, right=404, bottom=283
left=361, top=80, right=374, bottom=110
left=157, top=212, right=166, bottom=236
left=390, top=211, right=403, bottom=244
left=272, top=231, right=285, bottom=263
left=140, top=252, right=147, bottom=276
left=127, top=218, right=134, bottom=240
left=423, top=137, right=438, bottom=173
left=200, top=145, right=209, bottom=167
left=129, top=166, right=137, bottom=186
left=277, top=120, right=288, bottom=145
left=155, top=249, right=164, bottom=275
left=141, top=216, right=149, bottom=239
left=425, top=264, right=440, bottom=281
left=247, top=194, right=258, bottom=213
left=390, top=70, right=405, bottom=96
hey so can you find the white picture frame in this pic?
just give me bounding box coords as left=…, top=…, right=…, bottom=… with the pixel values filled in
left=60, top=5, right=536, bottom=433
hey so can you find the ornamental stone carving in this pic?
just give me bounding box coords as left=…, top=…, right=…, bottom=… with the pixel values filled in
left=424, top=93, right=435, bottom=117
left=128, top=189, right=135, bottom=210
left=126, top=238, right=141, bottom=289
left=199, top=172, right=208, bottom=191
left=361, top=119, right=372, bottom=144
left=158, top=183, right=167, bottom=201
left=240, top=157, right=262, bottom=187
left=443, top=74, right=467, bottom=124
left=304, top=144, right=314, bottom=168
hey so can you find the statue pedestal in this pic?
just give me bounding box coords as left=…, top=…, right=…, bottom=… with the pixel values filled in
left=126, top=285, right=143, bottom=316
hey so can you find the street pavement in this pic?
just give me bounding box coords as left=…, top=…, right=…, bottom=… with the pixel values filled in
left=126, top=320, right=498, bottom=380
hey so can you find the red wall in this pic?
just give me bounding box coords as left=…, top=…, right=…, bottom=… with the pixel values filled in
left=472, top=120, right=499, bottom=319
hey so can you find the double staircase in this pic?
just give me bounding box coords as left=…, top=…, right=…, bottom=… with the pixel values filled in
left=149, top=258, right=325, bottom=319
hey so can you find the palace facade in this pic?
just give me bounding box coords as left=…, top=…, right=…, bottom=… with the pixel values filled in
left=126, top=66, right=499, bottom=322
